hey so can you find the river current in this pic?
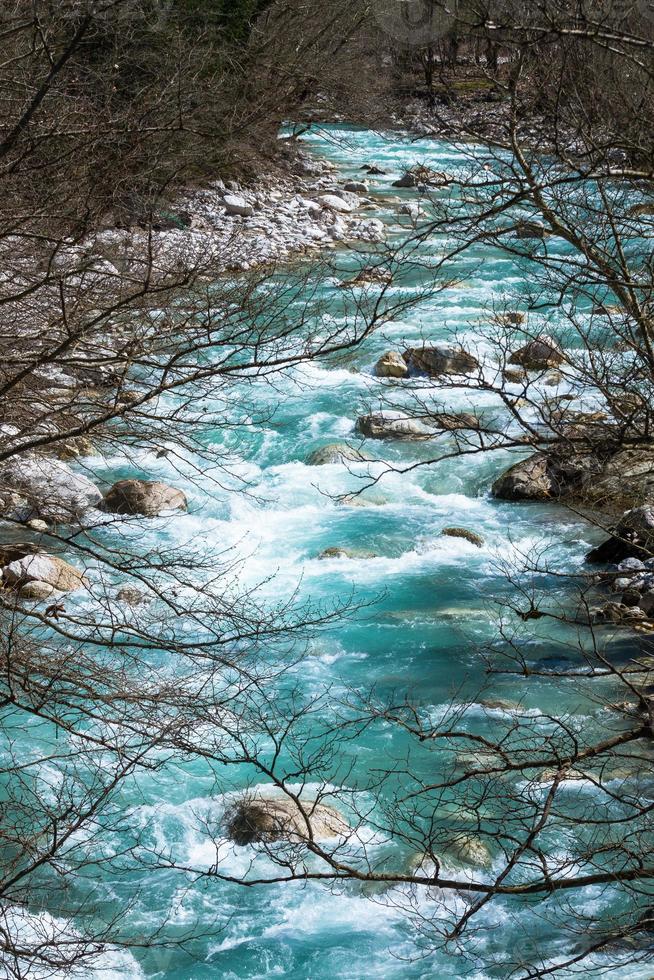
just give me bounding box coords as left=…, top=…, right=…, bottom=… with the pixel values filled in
left=16, top=125, right=653, bottom=979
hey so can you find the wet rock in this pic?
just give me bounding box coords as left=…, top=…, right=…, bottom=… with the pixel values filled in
left=318, top=547, right=377, bottom=560
left=590, top=602, right=647, bottom=624
left=117, top=586, right=147, bottom=605
left=0, top=456, right=102, bottom=523
left=492, top=454, right=553, bottom=501
left=587, top=505, right=654, bottom=564
left=508, top=336, right=564, bottom=371
left=306, top=444, right=371, bottom=466
left=361, top=164, right=387, bottom=176
left=225, top=795, right=349, bottom=846
left=403, top=345, right=479, bottom=377
left=103, top=480, right=187, bottom=517
left=400, top=202, right=426, bottom=220
left=223, top=194, right=254, bottom=217
left=515, top=221, right=547, bottom=239
left=392, top=167, right=451, bottom=188
left=3, top=554, right=86, bottom=592
left=503, top=368, right=527, bottom=384
left=433, top=413, right=481, bottom=431
left=374, top=352, right=409, bottom=379
left=447, top=834, right=492, bottom=868
left=341, top=268, right=392, bottom=289
left=499, top=312, right=526, bottom=325
left=441, top=527, right=484, bottom=547
left=343, top=181, right=368, bottom=193
left=355, top=412, right=433, bottom=440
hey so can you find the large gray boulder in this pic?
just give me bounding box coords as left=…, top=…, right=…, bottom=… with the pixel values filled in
left=403, top=346, right=479, bottom=377
left=225, top=794, right=349, bottom=846
left=103, top=479, right=187, bottom=516
left=356, top=412, right=434, bottom=440
left=0, top=456, right=102, bottom=523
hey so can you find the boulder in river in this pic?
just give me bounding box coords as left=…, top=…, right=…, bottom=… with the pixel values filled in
left=494, top=447, right=654, bottom=513
left=306, top=443, right=371, bottom=466
left=587, top=505, right=654, bottom=564
left=447, top=833, right=492, bottom=868
left=0, top=455, right=102, bottom=524
left=392, top=167, right=451, bottom=189
left=343, top=181, right=368, bottom=193
left=515, top=221, right=547, bottom=239
left=492, top=453, right=554, bottom=501
left=103, top=479, right=188, bottom=516
left=433, top=413, right=481, bottom=431
left=508, top=336, right=564, bottom=371
left=499, top=312, right=526, bottom=325
left=374, top=352, right=409, bottom=379
left=2, top=553, right=86, bottom=593
left=356, top=411, right=433, bottom=440
left=225, top=794, right=349, bottom=846
left=403, top=346, right=479, bottom=377
left=441, top=527, right=484, bottom=547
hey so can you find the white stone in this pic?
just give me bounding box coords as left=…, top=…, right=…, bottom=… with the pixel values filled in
left=223, top=194, right=255, bottom=218
left=317, top=194, right=358, bottom=213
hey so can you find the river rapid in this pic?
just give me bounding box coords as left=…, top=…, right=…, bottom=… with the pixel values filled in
left=17, top=125, right=654, bottom=979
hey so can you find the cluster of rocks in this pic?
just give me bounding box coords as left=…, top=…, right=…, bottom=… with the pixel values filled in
left=374, top=344, right=480, bottom=380
left=0, top=468, right=189, bottom=604
left=56, top=153, right=386, bottom=284
left=0, top=543, right=87, bottom=601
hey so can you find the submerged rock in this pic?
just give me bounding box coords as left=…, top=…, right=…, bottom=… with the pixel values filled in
left=103, top=480, right=187, bottom=517
left=441, top=527, right=484, bottom=547
left=318, top=547, right=377, bottom=560
left=392, top=167, right=451, bottom=189
left=306, top=443, right=371, bottom=466
left=0, top=456, right=102, bottom=524
left=374, top=352, right=409, bottom=379
left=446, top=834, right=492, bottom=868
left=355, top=411, right=433, bottom=440
left=515, top=221, right=547, bottom=239
left=403, top=346, right=479, bottom=378
left=117, top=586, right=147, bottom=605
left=225, top=795, right=349, bottom=846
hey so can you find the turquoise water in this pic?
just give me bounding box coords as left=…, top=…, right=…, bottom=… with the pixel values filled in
left=8, top=126, right=653, bottom=979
